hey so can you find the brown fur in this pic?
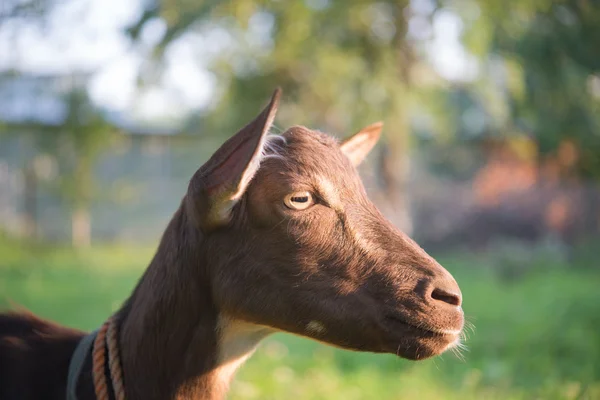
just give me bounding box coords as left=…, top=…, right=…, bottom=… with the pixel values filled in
left=0, top=311, right=84, bottom=399
left=0, top=90, right=463, bottom=399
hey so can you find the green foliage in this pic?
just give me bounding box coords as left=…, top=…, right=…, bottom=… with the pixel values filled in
left=5, top=0, right=600, bottom=181
left=2, top=240, right=599, bottom=399
left=130, top=0, right=415, bottom=143
left=124, top=0, right=600, bottom=181
left=460, top=0, right=600, bottom=178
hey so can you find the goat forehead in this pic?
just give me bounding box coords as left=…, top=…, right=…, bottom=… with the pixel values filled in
left=283, top=125, right=339, bottom=147
left=281, top=127, right=345, bottom=162
left=259, top=127, right=368, bottom=208
left=277, top=128, right=360, bottom=181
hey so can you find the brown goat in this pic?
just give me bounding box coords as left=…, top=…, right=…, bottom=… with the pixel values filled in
left=0, top=89, right=464, bottom=400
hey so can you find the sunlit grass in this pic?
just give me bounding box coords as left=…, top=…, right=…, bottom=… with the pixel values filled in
left=1, top=237, right=599, bottom=399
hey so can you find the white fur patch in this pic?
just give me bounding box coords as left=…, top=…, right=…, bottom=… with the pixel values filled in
left=262, top=135, right=287, bottom=161
left=315, top=176, right=340, bottom=208
left=306, top=320, right=326, bottom=335
left=214, top=316, right=274, bottom=392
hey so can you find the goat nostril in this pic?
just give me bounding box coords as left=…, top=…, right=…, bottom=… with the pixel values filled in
left=430, top=287, right=462, bottom=307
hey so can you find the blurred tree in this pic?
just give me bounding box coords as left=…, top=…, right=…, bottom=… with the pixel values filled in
left=125, top=0, right=435, bottom=233
left=57, top=89, right=118, bottom=247
left=459, top=0, right=600, bottom=180
left=0, top=0, right=54, bottom=20
left=0, top=77, right=118, bottom=247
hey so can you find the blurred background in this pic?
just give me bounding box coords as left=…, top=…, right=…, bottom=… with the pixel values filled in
left=1, top=0, right=599, bottom=398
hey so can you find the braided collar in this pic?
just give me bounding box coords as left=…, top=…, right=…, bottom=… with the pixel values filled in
left=66, top=317, right=125, bottom=400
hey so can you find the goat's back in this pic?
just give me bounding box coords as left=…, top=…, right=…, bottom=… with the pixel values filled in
left=0, top=311, right=84, bottom=400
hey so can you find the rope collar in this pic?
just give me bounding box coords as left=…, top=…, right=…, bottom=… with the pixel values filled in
left=66, top=317, right=125, bottom=400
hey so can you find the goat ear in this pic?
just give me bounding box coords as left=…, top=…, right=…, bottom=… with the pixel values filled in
left=340, top=122, right=383, bottom=166
left=189, top=88, right=281, bottom=230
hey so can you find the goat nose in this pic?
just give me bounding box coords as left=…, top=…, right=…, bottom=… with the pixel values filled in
left=429, top=283, right=462, bottom=307
left=431, top=287, right=462, bottom=306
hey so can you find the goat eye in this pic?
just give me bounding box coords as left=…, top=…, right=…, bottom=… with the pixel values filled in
left=284, top=191, right=314, bottom=210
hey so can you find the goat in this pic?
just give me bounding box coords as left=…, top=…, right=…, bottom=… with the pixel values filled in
left=0, top=89, right=464, bottom=400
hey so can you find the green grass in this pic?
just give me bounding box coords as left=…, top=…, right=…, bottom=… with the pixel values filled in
left=1, top=237, right=599, bottom=399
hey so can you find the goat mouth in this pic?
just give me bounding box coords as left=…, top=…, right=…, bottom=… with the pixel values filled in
left=385, top=315, right=461, bottom=336
left=383, top=315, right=462, bottom=360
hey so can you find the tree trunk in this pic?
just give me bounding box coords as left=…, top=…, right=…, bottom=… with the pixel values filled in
left=378, top=0, right=414, bottom=235
left=22, top=163, right=38, bottom=241
left=71, top=146, right=93, bottom=248
left=71, top=206, right=91, bottom=248
left=378, top=111, right=413, bottom=236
